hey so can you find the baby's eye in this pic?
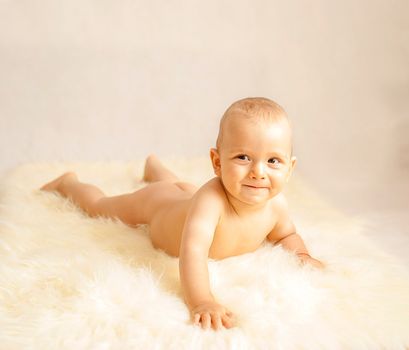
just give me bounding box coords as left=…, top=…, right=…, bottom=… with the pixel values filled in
left=237, top=155, right=250, bottom=161
left=268, top=158, right=280, bottom=165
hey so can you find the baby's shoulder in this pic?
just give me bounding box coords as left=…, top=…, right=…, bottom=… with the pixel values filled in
left=190, top=177, right=226, bottom=207
left=196, top=177, right=225, bottom=195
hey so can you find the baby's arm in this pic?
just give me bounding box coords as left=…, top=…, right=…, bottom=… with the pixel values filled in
left=267, top=195, right=324, bottom=268
left=179, top=185, right=234, bottom=330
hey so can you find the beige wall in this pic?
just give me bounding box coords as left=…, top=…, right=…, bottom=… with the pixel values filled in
left=1, top=0, right=408, bottom=212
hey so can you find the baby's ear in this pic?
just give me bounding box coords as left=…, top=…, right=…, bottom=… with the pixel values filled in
left=290, top=156, right=297, bottom=171
left=286, top=156, right=297, bottom=183
left=210, top=148, right=222, bottom=176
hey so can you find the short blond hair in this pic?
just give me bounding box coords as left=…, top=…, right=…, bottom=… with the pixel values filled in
left=216, top=97, right=289, bottom=149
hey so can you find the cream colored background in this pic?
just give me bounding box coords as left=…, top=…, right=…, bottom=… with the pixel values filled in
left=0, top=2, right=408, bottom=261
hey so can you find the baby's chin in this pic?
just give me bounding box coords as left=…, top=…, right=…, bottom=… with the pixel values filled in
left=234, top=189, right=275, bottom=206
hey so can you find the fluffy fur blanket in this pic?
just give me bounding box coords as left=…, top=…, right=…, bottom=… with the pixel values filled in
left=1, top=158, right=408, bottom=349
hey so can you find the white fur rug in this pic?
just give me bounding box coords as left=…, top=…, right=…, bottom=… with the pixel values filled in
left=1, top=158, right=408, bottom=350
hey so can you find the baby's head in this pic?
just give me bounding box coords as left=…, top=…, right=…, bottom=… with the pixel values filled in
left=215, top=97, right=290, bottom=150
left=210, top=97, right=297, bottom=205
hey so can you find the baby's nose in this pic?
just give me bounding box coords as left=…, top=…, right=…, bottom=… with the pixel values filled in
left=250, top=162, right=266, bottom=179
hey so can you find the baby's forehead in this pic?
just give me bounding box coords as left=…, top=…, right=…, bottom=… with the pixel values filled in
left=223, top=107, right=289, bottom=126
left=219, top=114, right=293, bottom=154
left=222, top=113, right=292, bottom=137
left=229, top=113, right=278, bottom=125
left=227, top=120, right=291, bottom=143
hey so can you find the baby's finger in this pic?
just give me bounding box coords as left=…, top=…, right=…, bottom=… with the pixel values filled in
left=211, top=313, right=223, bottom=331
left=201, top=313, right=211, bottom=330
left=222, top=314, right=234, bottom=329
left=193, top=313, right=201, bottom=326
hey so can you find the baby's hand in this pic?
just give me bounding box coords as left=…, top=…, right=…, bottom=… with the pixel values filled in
left=298, top=253, right=325, bottom=269
left=191, top=301, right=235, bottom=330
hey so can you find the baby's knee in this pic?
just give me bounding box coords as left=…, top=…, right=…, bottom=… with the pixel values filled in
left=86, top=198, right=107, bottom=218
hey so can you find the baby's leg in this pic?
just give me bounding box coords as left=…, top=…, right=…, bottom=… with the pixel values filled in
left=41, top=172, right=148, bottom=225
left=41, top=172, right=103, bottom=214
left=40, top=155, right=197, bottom=226
left=143, top=154, right=198, bottom=194
left=143, top=154, right=179, bottom=183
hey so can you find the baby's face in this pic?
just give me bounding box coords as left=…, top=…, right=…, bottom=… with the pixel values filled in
left=211, top=116, right=296, bottom=207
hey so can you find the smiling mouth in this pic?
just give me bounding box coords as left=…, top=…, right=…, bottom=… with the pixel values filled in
left=243, top=185, right=268, bottom=189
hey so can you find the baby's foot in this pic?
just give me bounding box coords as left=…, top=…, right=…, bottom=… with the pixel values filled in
left=143, top=154, right=179, bottom=183
left=143, top=154, right=161, bottom=182
left=40, top=172, right=78, bottom=192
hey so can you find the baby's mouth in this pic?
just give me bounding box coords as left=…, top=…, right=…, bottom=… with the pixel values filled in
left=242, top=184, right=269, bottom=190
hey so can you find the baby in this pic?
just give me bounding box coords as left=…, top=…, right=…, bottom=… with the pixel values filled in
left=41, top=97, right=324, bottom=331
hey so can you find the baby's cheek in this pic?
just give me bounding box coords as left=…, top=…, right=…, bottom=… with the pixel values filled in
left=271, top=171, right=286, bottom=181
left=270, top=174, right=287, bottom=189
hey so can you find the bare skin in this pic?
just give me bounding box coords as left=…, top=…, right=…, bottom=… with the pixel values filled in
left=41, top=106, right=324, bottom=331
